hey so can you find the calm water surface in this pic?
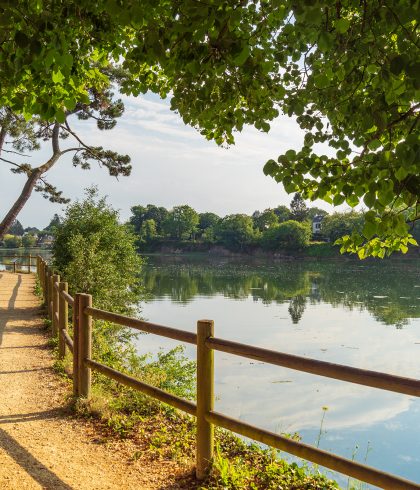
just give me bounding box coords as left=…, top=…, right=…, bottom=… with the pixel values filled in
left=138, top=255, right=420, bottom=486
left=0, top=249, right=51, bottom=272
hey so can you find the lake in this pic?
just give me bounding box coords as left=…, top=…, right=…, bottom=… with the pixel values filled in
left=137, top=254, right=420, bottom=487
left=0, top=249, right=51, bottom=272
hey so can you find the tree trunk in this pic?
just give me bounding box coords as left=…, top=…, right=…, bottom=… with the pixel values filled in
left=0, top=123, right=61, bottom=240
left=0, top=168, right=42, bottom=240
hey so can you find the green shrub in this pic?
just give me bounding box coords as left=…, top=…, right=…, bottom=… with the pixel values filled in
left=3, top=234, right=22, bottom=248
left=322, top=212, right=364, bottom=243
left=261, top=220, right=311, bottom=250
left=52, top=188, right=195, bottom=416
left=53, top=187, right=142, bottom=314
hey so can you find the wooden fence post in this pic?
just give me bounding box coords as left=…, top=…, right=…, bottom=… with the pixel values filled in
left=73, top=294, right=80, bottom=396
left=58, top=282, right=68, bottom=359
left=196, top=319, right=215, bottom=480
left=38, top=258, right=42, bottom=288
left=13, top=261, right=16, bottom=274
left=78, top=293, right=92, bottom=399
left=52, top=274, right=60, bottom=336
left=41, top=261, right=46, bottom=301
left=43, top=264, right=49, bottom=306
left=48, top=271, right=54, bottom=321
left=28, top=254, right=31, bottom=274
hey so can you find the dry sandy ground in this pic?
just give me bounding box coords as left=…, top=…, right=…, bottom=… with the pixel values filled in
left=0, top=272, right=192, bottom=490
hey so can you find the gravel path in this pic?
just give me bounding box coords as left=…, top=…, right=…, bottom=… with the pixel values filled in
left=0, top=272, right=189, bottom=489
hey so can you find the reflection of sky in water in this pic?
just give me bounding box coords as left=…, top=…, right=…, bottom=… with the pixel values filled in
left=136, top=263, right=420, bottom=486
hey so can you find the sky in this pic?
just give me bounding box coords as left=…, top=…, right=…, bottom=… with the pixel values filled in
left=0, top=93, right=340, bottom=230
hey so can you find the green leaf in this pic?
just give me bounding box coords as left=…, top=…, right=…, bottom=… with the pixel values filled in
left=394, top=219, right=408, bottom=237
left=285, top=149, right=296, bottom=161
left=366, top=64, right=378, bottom=74
left=335, top=18, right=351, bottom=34
left=318, top=32, right=332, bottom=52
left=234, top=45, right=250, bottom=66
left=314, top=74, right=330, bottom=89
left=346, top=194, right=359, bottom=207
left=363, top=192, right=376, bottom=208
left=368, top=139, right=382, bottom=151
left=377, top=190, right=393, bottom=206
left=44, top=50, right=55, bottom=68
left=333, top=194, right=345, bottom=205
left=52, top=70, right=64, bottom=84
left=363, top=220, right=377, bottom=239
left=377, top=248, right=386, bottom=259
left=260, top=121, right=270, bottom=132
left=63, top=98, right=76, bottom=110
left=55, top=108, right=66, bottom=123
left=263, top=159, right=278, bottom=176
left=395, top=167, right=408, bottom=181
left=61, top=53, right=73, bottom=68
left=400, top=244, right=408, bottom=254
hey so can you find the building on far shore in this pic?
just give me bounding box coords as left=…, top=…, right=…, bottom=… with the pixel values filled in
left=37, top=235, right=54, bottom=248
left=312, top=215, right=324, bottom=238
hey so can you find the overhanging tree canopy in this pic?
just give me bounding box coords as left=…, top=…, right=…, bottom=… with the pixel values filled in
left=0, top=1, right=418, bottom=257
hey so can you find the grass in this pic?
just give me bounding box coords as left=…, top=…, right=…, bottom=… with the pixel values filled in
left=305, top=242, right=339, bottom=258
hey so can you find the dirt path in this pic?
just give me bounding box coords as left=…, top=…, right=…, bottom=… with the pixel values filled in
left=0, top=272, right=191, bottom=490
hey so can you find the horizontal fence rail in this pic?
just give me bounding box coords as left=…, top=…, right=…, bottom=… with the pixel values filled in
left=206, top=337, right=420, bottom=397
left=60, top=289, right=74, bottom=306
left=85, top=306, right=198, bottom=345
left=206, top=411, right=417, bottom=490
left=62, top=330, right=74, bottom=353
left=0, top=254, right=34, bottom=273
left=36, top=257, right=420, bottom=489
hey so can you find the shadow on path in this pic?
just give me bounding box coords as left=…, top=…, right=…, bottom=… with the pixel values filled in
left=0, top=367, right=49, bottom=375
left=0, top=408, right=66, bottom=425
left=0, top=344, right=48, bottom=350
left=0, top=275, right=39, bottom=348
left=0, top=428, right=73, bottom=490
left=8, top=275, right=22, bottom=310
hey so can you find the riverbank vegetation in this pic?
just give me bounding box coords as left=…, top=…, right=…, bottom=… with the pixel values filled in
left=128, top=196, right=419, bottom=258
left=47, top=191, right=340, bottom=489
left=0, top=215, right=61, bottom=249
left=7, top=193, right=419, bottom=258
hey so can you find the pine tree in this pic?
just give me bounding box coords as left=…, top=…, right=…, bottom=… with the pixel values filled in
left=290, top=194, right=309, bottom=222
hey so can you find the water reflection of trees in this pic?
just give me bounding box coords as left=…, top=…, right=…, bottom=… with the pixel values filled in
left=288, top=295, right=307, bottom=324
left=141, top=258, right=420, bottom=328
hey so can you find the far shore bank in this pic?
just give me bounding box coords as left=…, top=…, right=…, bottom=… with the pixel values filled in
left=137, top=242, right=419, bottom=261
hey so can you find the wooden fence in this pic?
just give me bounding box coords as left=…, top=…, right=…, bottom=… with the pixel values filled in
left=0, top=254, right=34, bottom=273
left=36, top=256, right=420, bottom=489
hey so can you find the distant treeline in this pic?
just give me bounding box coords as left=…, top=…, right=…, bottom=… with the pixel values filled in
left=127, top=194, right=371, bottom=253
left=8, top=194, right=419, bottom=255
left=0, top=214, right=60, bottom=248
